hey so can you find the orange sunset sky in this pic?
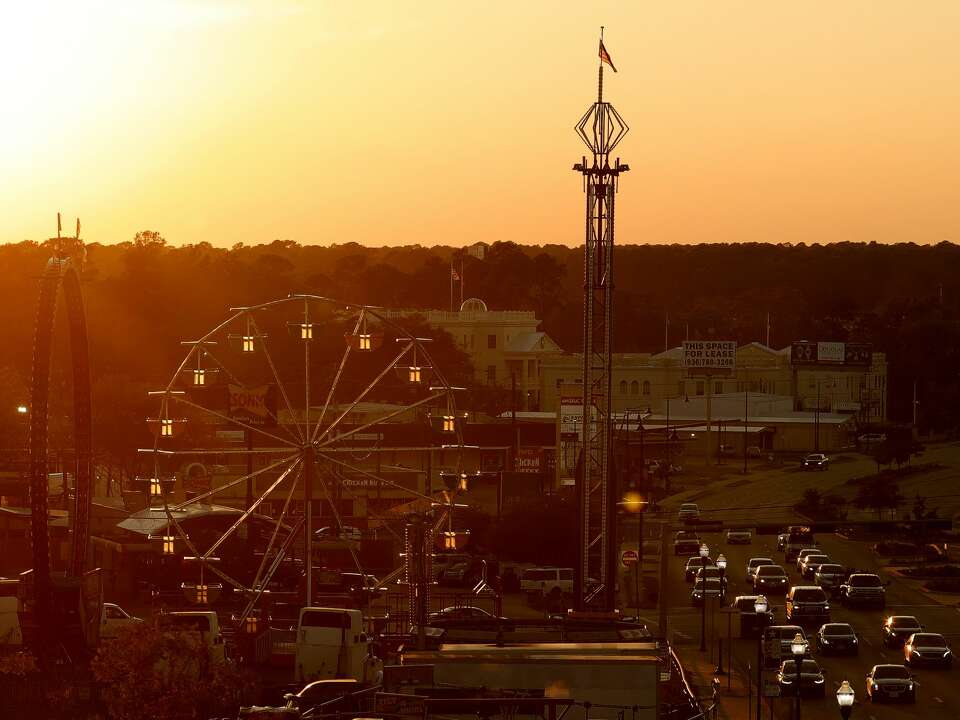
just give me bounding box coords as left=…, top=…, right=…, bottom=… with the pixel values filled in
left=1, top=1, right=958, bottom=248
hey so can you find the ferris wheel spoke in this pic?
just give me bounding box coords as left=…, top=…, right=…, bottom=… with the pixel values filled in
left=322, top=468, right=402, bottom=542
left=170, top=452, right=300, bottom=511
left=203, top=457, right=302, bottom=560
left=309, top=311, right=362, bottom=444
left=250, top=461, right=302, bottom=593
left=312, top=460, right=366, bottom=577
left=200, top=345, right=300, bottom=444
left=170, top=394, right=300, bottom=448
left=137, top=447, right=294, bottom=456
left=317, top=339, right=414, bottom=443
left=317, top=451, right=434, bottom=503
left=247, top=314, right=305, bottom=444
left=239, top=514, right=304, bottom=623
left=314, top=389, right=445, bottom=451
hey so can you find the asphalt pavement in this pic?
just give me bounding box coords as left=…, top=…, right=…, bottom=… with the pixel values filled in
left=658, top=525, right=960, bottom=720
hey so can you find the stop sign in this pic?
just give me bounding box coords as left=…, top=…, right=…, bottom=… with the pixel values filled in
left=621, top=549, right=639, bottom=565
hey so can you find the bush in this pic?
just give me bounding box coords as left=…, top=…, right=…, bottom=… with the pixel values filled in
left=874, top=540, right=919, bottom=556
left=902, top=565, right=960, bottom=579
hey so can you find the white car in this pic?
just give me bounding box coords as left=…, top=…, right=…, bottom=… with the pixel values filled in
left=520, top=567, right=574, bottom=597
left=314, top=525, right=362, bottom=542
left=746, top=557, right=775, bottom=583
left=726, top=529, right=752, bottom=545
left=678, top=503, right=700, bottom=523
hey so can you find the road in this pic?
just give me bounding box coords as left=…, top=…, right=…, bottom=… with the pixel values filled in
left=658, top=525, right=960, bottom=720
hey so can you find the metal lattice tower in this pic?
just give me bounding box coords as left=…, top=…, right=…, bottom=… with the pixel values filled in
left=573, top=40, right=629, bottom=610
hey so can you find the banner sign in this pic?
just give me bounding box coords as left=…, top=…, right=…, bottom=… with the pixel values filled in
left=681, top=341, right=736, bottom=370
left=227, top=384, right=278, bottom=427
left=791, top=341, right=873, bottom=367
left=514, top=447, right=543, bottom=474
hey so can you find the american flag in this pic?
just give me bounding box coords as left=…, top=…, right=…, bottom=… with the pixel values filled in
left=599, top=40, right=617, bottom=72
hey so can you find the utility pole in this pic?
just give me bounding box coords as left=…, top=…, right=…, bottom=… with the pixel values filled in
left=814, top=381, right=820, bottom=452
left=743, top=390, right=748, bottom=474
left=705, top=377, right=712, bottom=467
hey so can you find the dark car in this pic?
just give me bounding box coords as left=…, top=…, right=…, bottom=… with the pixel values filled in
left=801, top=453, right=829, bottom=471
left=866, top=664, right=916, bottom=703
left=813, top=563, right=847, bottom=591
left=763, top=625, right=808, bottom=668
left=754, top=564, right=789, bottom=593
left=695, top=566, right=729, bottom=590
left=777, top=658, right=826, bottom=696
left=799, top=554, right=831, bottom=580
left=285, top=679, right=362, bottom=714
left=777, top=533, right=788, bottom=551
left=815, top=622, right=859, bottom=655
left=904, top=632, right=953, bottom=668
left=731, top=595, right=775, bottom=637
left=674, top=531, right=702, bottom=556
left=882, top=616, right=923, bottom=648
left=785, top=586, right=830, bottom=625
left=840, top=573, right=886, bottom=609
left=691, top=577, right=726, bottom=607
left=685, top=557, right=714, bottom=582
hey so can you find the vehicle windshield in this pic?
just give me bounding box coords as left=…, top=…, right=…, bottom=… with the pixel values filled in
left=680, top=504, right=698, bottom=511
left=818, top=564, right=843, bottom=573
left=782, top=660, right=819, bottom=673
left=687, top=558, right=713, bottom=568
left=757, top=566, right=786, bottom=577
left=890, top=617, right=921, bottom=628
left=912, top=634, right=946, bottom=647
left=694, top=579, right=722, bottom=590
left=822, top=624, right=854, bottom=637
left=749, top=559, right=774, bottom=568
left=850, top=575, right=881, bottom=587
left=792, top=588, right=827, bottom=602
left=873, top=666, right=910, bottom=680
left=805, top=555, right=830, bottom=564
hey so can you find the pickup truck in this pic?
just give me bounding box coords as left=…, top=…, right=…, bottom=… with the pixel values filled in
left=101, top=602, right=143, bottom=640
left=839, top=574, right=886, bottom=609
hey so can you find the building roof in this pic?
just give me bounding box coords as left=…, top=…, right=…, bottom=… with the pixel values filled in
left=645, top=412, right=852, bottom=425
left=118, top=504, right=248, bottom=536
left=504, top=332, right=562, bottom=353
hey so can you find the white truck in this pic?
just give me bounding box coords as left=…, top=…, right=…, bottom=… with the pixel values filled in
left=100, top=602, right=143, bottom=640
left=294, top=607, right=382, bottom=685
left=160, top=610, right=228, bottom=664
left=1, top=592, right=139, bottom=647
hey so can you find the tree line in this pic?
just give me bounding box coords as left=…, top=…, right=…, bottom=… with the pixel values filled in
left=1, top=234, right=959, bottom=475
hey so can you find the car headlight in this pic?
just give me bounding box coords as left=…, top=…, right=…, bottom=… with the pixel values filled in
left=820, top=637, right=829, bottom=644
left=909, top=683, right=914, bottom=690
left=945, top=650, right=952, bottom=657
left=814, top=678, right=825, bottom=684
left=851, top=637, right=858, bottom=643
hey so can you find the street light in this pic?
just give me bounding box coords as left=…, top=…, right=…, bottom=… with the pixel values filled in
left=836, top=680, right=855, bottom=720
left=699, top=543, right=709, bottom=651
left=791, top=633, right=808, bottom=720
left=754, top=595, right=769, bottom=720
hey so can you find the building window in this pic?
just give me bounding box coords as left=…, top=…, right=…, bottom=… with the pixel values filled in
left=486, top=365, right=496, bottom=384
left=714, top=381, right=723, bottom=395
left=642, top=380, right=651, bottom=396
left=630, top=380, right=640, bottom=395
left=696, top=381, right=705, bottom=396
left=620, top=380, right=628, bottom=394
left=487, top=334, right=497, bottom=349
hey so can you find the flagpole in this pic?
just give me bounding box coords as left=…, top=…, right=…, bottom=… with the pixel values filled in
left=460, top=253, right=464, bottom=307
left=449, top=260, right=454, bottom=312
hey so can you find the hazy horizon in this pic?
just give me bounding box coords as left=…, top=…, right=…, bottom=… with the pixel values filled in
left=3, top=1, right=959, bottom=248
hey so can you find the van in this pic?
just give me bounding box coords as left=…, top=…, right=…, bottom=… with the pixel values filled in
left=294, top=607, right=381, bottom=684
left=520, top=567, right=574, bottom=597
left=161, top=611, right=227, bottom=664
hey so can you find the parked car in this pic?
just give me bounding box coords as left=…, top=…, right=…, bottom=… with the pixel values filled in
left=314, top=525, right=362, bottom=542
left=719, top=444, right=736, bottom=456
left=866, top=664, right=917, bottom=703
left=520, top=567, right=573, bottom=598
left=882, top=616, right=923, bottom=648
left=858, top=433, right=887, bottom=447
left=674, top=531, right=702, bottom=556
left=904, top=632, right=953, bottom=668
left=685, top=557, right=715, bottom=583
left=813, top=563, right=847, bottom=591
left=815, top=622, right=859, bottom=655
left=745, top=557, right=775, bottom=583
left=801, top=453, right=829, bottom=471
left=753, top=564, right=789, bottom=593
left=678, top=503, right=700, bottom=523
left=777, top=658, right=826, bottom=696
left=785, top=586, right=830, bottom=625
left=841, top=574, right=886, bottom=609
left=725, top=529, right=752, bottom=545
left=428, top=606, right=501, bottom=622
left=799, top=554, right=831, bottom=580
left=691, top=577, right=726, bottom=606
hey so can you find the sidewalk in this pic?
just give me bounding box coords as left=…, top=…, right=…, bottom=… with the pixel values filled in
left=672, top=639, right=753, bottom=720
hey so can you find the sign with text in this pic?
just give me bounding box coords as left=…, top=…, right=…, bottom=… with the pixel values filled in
left=791, top=341, right=873, bottom=367
left=227, top=384, right=278, bottom=427
left=681, top=341, right=736, bottom=370
left=514, top=446, right=543, bottom=474
left=621, top=549, right=639, bottom=565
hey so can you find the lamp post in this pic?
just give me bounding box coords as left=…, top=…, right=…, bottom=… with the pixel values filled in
left=791, top=632, right=808, bottom=720
left=754, top=595, right=768, bottom=720
left=836, top=680, right=855, bottom=720
left=699, top=543, right=709, bottom=651
left=618, top=492, right=648, bottom=618
left=715, top=554, right=727, bottom=674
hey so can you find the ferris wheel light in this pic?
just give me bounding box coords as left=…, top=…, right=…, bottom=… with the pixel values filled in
left=160, top=418, right=174, bottom=436
left=408, top=366, right=422, bottom=383
left=443, top=531, right=457, bottom=550
left=162, top=535, right=175, bottom=555
left=358, top=333, right=372, bottom=350
left=242, top=335, right=256, bottom=353
left=150, top=478, right=163, bottom=496
left=244, top=615, right=259, bottom=633
left=442, top=415, right=456, bottom=433
left=300, top=323, right=313, bottom=340
left=193, top=369, right=205, bottom=386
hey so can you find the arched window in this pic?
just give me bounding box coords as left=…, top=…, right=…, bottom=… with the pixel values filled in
left=619, top=380, right=628, bottom=394
left=642, top=380, right=651, bottom=395
left=630, top=380, right=640, bottom=395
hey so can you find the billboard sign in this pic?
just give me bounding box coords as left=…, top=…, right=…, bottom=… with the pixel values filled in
left=791, top=341, right=873, bottom=367
left=514, top=447, right=543, bottom=474
left=228, top=384, right=278, bottom=427
left=681, top=341, right=736, bottom=370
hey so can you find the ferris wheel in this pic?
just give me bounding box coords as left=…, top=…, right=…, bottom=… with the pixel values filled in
left=142, top=294, right=469, bottom=620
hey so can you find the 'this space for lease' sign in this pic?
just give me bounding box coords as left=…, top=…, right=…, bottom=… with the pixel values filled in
left=681, top=341, right=737, bottom=369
